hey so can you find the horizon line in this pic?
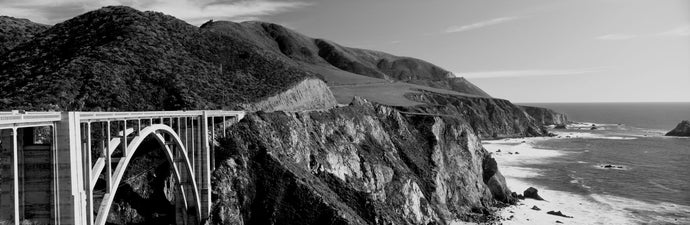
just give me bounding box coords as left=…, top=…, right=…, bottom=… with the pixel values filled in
left=516, top=101, right=690, bottom=104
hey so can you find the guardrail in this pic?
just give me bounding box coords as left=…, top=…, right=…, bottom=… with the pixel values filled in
left=0, top=110, right=246, bottom=129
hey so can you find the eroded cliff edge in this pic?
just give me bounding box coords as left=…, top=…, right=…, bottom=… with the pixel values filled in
left=519, top=105, right=569, bottom=126
left=209, top=97, right=514, bottom=225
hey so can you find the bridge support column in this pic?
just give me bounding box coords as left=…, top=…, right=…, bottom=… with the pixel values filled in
left=0, top=128, right=19, bottom=225
left=199, top=112, right=212, bottom=219
left=55, top=112, right=87, bottom=225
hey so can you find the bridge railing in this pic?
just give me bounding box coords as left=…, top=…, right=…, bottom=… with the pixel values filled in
left=0, top=111, right=62, bottom=129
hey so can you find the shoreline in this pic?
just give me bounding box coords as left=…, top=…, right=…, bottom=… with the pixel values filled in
left=484, top=130, right=690, bottom=225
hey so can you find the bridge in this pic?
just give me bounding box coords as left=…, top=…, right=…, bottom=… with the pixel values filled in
left=0, top=110, right=245, bottom=225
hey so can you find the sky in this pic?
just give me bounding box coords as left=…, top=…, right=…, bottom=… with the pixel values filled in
left=1, top=0, right=688, bottom=103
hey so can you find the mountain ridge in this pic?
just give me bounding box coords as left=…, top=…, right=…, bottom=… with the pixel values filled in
left=201, top=20, right=492, bottom=98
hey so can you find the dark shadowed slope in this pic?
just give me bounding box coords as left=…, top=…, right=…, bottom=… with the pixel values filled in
left=0, top=6, right=318, bottom=111
left=0, top=16, right=49, bottom=55
left=200, top=21, right=492, bottom=98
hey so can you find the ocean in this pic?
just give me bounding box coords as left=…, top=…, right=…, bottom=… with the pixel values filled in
left=519, top=102, right=690, bottom=131
left=488, top=102, right=690, bottom=224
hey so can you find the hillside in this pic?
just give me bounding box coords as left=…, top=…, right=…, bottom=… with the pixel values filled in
left=0, top=6, right=322, bottom=111
left=0, top=16, right=49, bottom=55
left=201, top=21, right=492, bottom=100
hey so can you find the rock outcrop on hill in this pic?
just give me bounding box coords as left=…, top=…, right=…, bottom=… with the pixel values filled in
left=0, top=16, right=48, bottom=55
left=210, top=97, right=514, bottom=225
left=520, top=105, right=569, bottom=126
left=666, top=120, right=690, bottom=137
left=240, top=78, right=337, bottom=112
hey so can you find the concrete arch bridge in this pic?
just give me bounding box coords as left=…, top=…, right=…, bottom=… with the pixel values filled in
left=0, top=110, right=245, bottom=225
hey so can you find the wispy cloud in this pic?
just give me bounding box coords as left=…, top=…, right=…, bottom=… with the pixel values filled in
left=656, top=25, right=690, bottom=37
left=455, top=68, right=608, bottom=79
left=596, top=34, right=638, bottom=40
left=444, top=17, right=519, bottom=33
left=597, top=25, right=690, bottom=40
left=0, top=0, right=311, bottom=25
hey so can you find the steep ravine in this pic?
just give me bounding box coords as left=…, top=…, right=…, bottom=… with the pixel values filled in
left=208, top=97, right=515, bottom=225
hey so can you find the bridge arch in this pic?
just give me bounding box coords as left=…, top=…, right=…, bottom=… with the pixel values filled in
left=94, top=124, right=201, bottom=225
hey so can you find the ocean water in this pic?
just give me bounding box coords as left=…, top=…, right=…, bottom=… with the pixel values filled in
left=519, top=102, right=690, bottom=131
left=504, top=103, right=690, bottom=223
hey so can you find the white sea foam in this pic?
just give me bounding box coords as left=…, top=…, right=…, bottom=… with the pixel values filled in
left=551, top=131, right=637, bottom=140
left=485, top=138, right=690, bottom=224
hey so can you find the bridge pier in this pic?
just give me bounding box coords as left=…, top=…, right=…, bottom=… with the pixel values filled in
left=55, top=112, right=88, bottom=225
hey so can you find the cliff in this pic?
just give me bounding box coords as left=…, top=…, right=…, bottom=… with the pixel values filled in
left=519, top=105, right=569, bottom=126
left=666, top=120, right=690, bottom=137
left=210, top=97, right=514, bottom=225
left=404, top=91, right=547, bottom=138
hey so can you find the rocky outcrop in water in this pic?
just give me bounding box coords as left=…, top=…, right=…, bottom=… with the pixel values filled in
left=519, top=106, right=569, bottom=126
left=209, top=97, right=514, bottom=224
left=666, top=120, right=690, bottom=137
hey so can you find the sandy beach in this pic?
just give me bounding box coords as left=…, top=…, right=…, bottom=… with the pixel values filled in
left=485, top=130, right=690, bottom=225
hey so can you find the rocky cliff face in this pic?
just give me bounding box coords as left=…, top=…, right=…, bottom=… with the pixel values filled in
left=209, top=97, right=514, bottom=225
left=241, top=78, right=337, bottom=112
left=666, top=120, right=690, bottom=137
left=404, top=91, right=547, bottom=139
left=519, top=105, right=569, bottom=126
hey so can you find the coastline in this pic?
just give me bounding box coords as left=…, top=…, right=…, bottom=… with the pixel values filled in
left=485, top=129, right=690, bottom=225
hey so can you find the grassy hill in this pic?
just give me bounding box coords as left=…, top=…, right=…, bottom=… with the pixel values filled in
left=201, top=21, right=492, bottom=101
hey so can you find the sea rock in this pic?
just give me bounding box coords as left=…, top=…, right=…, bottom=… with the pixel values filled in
left=523, top=187, right=545, bottom=200
left=531, top=205, right=541, bottom=211
left=547, top=211, right=573, bottom=218
left=554, top=124, right=567, bottom=129
left=665, top=120, right=690, bottom=137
